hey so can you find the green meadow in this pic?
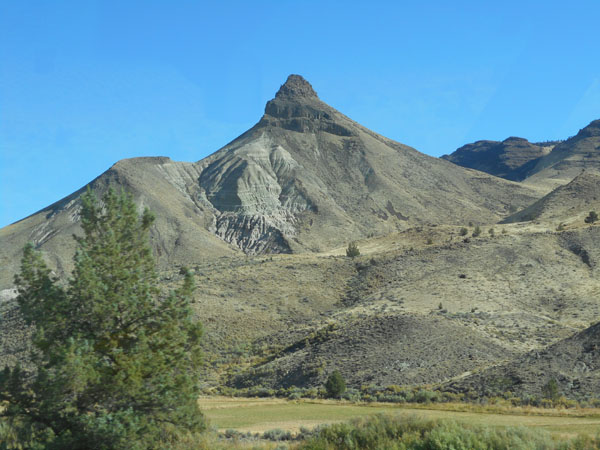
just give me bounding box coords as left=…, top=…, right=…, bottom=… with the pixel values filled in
left=202, top=397, right=600, bottom=438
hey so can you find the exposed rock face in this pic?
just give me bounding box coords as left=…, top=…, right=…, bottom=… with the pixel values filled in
left=213, top=213, right=293, bottom=254
left=442, top=137, right=553, bottom=180
left=198, top=132, right=315, bottom=253
left=272, top=74, right=319, bottom=100
left=260, top=76, right=355, bottom=136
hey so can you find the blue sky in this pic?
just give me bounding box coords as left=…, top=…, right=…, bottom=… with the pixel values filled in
left=1, top=1, right=599, bottom=227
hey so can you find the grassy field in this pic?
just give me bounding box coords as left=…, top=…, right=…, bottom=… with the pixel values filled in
left=201, top=397, right=600, bottom=438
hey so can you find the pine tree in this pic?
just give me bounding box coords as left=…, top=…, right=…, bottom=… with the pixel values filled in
left=542, top=379, right=560, bottom=404
left=0, top=188, right=205, bottom=449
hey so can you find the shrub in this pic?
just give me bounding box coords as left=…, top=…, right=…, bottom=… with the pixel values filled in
left=472, top=226, right=481, bottom=237
left=262, top=428, right=293, bottom=441
left=346, top=242, right=360, bottom=258
left=585, top=211, right=598, bottom=224
left=297, top=415, right=559, bottom=450
left=459, top=227, right=468, bottom=236
left=325, top=370, right=347, bottom=398
left=341, top=388, right=361, bottom=402
left=414, top=389, right=439, bottom=403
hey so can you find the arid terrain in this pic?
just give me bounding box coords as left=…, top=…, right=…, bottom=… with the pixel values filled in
left=1, top=75, right=599, bottom=401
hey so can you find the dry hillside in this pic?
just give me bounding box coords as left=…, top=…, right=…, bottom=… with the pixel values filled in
left=2, top=75, right=600, bottom=400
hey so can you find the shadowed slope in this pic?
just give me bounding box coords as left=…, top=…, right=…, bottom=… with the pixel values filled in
left=442, top=137, right=553, bottom=181
left=449, top=320, right=600, bottom=400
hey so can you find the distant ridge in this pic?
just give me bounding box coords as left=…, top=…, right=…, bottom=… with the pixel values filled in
left=441, top=137, right=553, bottom=181
left=443, top=119, right=600, bottom=191
left=519, top=119, right=600, bottom=188
left=503, top=170, right=600, bottom=224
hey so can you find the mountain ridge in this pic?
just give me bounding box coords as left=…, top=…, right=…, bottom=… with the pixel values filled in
left=443, top=119, right=600, bottom=191
left=441, top=137, right=553, bottom=181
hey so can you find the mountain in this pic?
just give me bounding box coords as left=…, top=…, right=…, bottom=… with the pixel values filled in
left=5, top=75, right=599, bottom=400
left=443, top=120, right=600, bottom=192
left=441, top=137, right=553, bottom=181
left=503, top=170, right=600, bottom=224
left=0, top=75, right=540, bottom=288
left=0, top=157, right=239, bottom=288
left=518, top=119, right=600, bottom=189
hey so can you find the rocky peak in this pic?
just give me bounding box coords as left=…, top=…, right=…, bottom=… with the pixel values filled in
left=274, top=75, right=319, bottom=100
left=260, top=75, right=353, bottom=136
left=577, top=119, right=600, bottom=138
left=502, top=137, right=529, bottom=144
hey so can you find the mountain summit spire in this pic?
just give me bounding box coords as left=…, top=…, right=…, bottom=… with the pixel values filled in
left=275, top=74, right=318, bottom=100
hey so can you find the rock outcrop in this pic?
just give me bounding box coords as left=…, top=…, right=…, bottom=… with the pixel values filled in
left=443, top=119, right=600, bottom=192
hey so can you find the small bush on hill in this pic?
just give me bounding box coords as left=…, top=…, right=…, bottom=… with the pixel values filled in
left=585, top=211, right=598, bottom=224
left=346, top=242, right=360, bottom=258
